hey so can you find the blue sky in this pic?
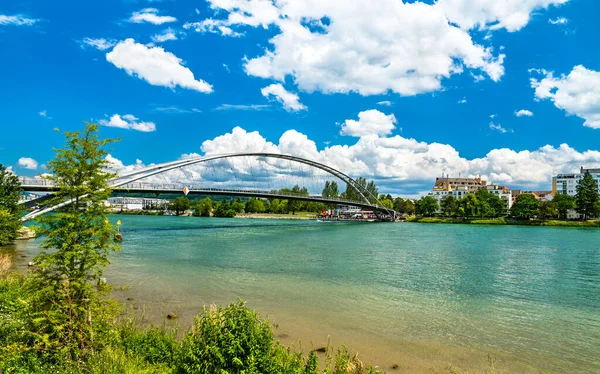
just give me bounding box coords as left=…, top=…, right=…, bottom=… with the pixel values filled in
left=1, top=0, right=599, bottom=195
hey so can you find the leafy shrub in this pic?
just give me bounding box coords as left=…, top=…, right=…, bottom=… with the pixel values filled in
left=178, top=300, right=303, bottom=373
left=117, top=321, right=179, bottom=367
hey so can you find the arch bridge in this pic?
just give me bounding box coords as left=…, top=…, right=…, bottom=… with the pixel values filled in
left=19, top=152, right=394, bottom=221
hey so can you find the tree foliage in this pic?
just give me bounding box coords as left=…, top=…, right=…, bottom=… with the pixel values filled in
left=171, top=197, right=191, bottom=216
left=440, top=195, right=457, bottom=217
left=0, top=164, right=22, bottom=246
left=415, top=196, right=439, bottom=217
left=244, top=198, right=265, bottom=213
left=575, top=171, right=600, bottom=220
left=510, top=194, right=539, bottom=220
left=321, top=181, right=339, bottom=199
left=30, top=123, right=121, bottom=361
left=344, top=177, right=378, bottom=203
left=193, top=197, right=213, bottom=217
left=213, top=201, right=237, bottom=218
left=554, top=193, right=575, bottom=220
left=538, top=200, right=558, bottom=220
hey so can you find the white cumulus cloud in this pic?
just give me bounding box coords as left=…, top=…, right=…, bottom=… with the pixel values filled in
left=531, top=65, right=600, bottom=129
left=129, top=8, right=176, bottom=25
left=515, top=109, right=533, bottom=117
left=435, top=0, right=570, bottom=31
left=99, top=114, right=156, bottom=132
left=0, top=14, right=38, bottom=26
left=260, top=84, right=306, bottom=112
left=377, top=101, right=393, bottom=107
left=340, top=110, right=397, bottom=137
left=108, top=119, right=600, bottom=194
left=199, top=0, right=506, bottom=96
left=18, top=157, right=38, bottom=170
left=106, top=39, right=213, bottom=93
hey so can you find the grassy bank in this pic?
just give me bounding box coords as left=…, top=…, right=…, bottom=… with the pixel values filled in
left=408, top=216, right=600, bottom=227
left=0, top=261, right=382, bottom=373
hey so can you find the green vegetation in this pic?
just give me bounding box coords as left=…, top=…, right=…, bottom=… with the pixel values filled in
left=0, top=164, right=22, bottom=246
left=412, top=178, right=600, bottom=226
left=193, top=197, right=213, bottom=217
left=510, top=194, right=539, bottom=219
left=408, top=216, right=600, bottom=227
left=0, top=124, right=383, bottom=373
left=554, top=193, right=575, bottom=220
left=415, top=196, right=439, bottom=217
left=171, top=196, right=191, bottom=216
left=575, top=171, right=600, bottom=220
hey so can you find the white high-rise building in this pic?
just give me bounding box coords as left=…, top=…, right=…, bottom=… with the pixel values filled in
left=552, top=167, right=600, bottom=197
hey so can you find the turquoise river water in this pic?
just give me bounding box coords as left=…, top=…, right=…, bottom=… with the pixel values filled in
left=10, top=215, right=600, bottom=373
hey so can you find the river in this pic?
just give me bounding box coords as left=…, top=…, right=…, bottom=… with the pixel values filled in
left=10, top=215, right=600, bottom=373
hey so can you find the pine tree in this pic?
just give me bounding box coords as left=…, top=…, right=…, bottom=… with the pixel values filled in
left=575, top=171, right=600, bottom=220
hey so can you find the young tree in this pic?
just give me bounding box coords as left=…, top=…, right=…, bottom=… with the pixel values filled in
left=553, top=193, right=575, bottom=220
left=416, top=196, right=439, bottom=217
left=31, top=123, right=120, bottom=359
left=575, top=171, right=600, bottom=220
left=194, top=197, right=213, bottom=217
left=171, top=196, right=191, bottom=216
left=510, top=194, right=539, bottom=220
left=0, top=164, right=22, bottom=245
left=440, top=195, right=458, bottom=217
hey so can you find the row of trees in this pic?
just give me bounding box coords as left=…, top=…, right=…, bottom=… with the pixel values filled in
left=168, top=193, right=329, bottom=218
left=413, top=171, right=600, bottom=220
left=415, top=189, right=508, bottom=218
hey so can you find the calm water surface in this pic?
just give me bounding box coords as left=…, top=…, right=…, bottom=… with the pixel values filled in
left=12, top=216, right=600, bottom=373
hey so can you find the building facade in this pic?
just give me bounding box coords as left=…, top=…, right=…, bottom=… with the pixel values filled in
left=107, top=197, right=170, bottom=211
left=428, top=177, right=512, bottom=210
left=552, top=167, right=600, bottom=197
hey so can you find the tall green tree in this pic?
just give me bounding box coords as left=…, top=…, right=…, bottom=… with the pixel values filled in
left=575, top=171, right=600, bottom=220
left=31, top=123, right=121, bottom=360
left=415, top=196, right=439, bottom=217
left=0, top=164, right=22, bottom=246
left=194, top=197, right=213, bottom=217
left=553, top=193, right=575, bottom=220
left=510, top=194, right=539, bottom=220
left=440, top=195, right=458, bottom=217
left=171, top=196, right=191, bottom=216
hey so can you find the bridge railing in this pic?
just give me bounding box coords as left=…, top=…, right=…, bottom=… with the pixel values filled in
left=19, top=177, right=53, bottom=186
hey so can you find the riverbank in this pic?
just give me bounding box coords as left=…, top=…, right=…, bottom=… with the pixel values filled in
left=407, top=216, right=600, bottom=227
left=235, top=213, right=316, bottom=220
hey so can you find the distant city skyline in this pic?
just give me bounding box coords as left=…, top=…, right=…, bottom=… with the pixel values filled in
left=1, top=0, right=599, bottom=196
